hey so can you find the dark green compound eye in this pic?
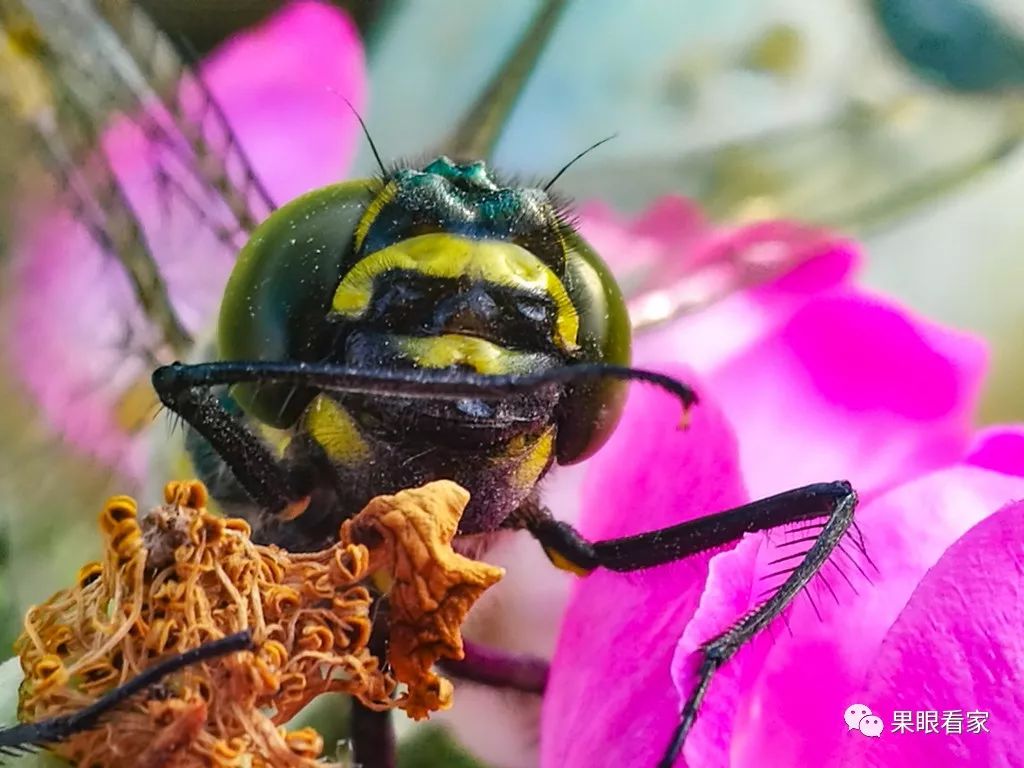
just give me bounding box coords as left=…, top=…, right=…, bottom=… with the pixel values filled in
left=555, top=230, right=631, bottom=464
left=218, top=180, right=378, bottom=427
left=216, top=167, right=632, bottom=465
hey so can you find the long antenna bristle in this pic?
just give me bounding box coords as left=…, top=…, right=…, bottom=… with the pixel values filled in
left=340, top=96, right=386, bottom=176
left=543, top=133, right=617, bottom=191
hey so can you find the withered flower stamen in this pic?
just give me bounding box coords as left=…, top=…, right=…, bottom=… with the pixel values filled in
left=15, top=479, right=503, bottom=767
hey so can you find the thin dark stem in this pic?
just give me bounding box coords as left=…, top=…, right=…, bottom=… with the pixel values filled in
left=441, top=0, right=570, bottom=161
left=351, top=597, right=395, bottom=768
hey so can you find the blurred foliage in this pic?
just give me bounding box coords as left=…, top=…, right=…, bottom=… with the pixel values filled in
left=872, top=0, right=1024, bottom=92
left=0, top=519, right=13, bottom=653
left=398, top=727, right=484, bottom=768
left=140, top=0, right=400, bottom=54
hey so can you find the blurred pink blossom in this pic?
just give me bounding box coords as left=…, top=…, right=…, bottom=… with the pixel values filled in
left=8, top=0, right=365, bottom=479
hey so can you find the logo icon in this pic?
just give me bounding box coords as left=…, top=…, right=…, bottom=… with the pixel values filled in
left=845, top=704, right=884, bottom=738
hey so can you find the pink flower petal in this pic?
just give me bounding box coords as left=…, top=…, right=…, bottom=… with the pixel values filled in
left=200, top=0, right=366, bottom=203
left=630, top=229, right=859, bottom=374
left=9, top=1, right=365, bottom=477
left=670, top=533, right=772, bottom=766
left=576, top=197, right=860, bottom=377
left=722, top=466, right=1024, bottom=767
left=576, top=197, right=708, bottom=294
left=541, top=368, right=748, bottom=768
left=703, top=292, right=986, bottom=499
left=965, top=425, right=1024, bottom=478
left=836, top=499, right=1024, bottom=766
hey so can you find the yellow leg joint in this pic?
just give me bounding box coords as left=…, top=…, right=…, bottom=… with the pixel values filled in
left=544, top=546, right=594, bottom=576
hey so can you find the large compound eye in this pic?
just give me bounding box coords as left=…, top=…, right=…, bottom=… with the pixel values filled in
left=217, top=180, right=377, bottom=428
left=554, top=232, right=632, bottom=465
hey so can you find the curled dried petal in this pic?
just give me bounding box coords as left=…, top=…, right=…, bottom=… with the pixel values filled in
left=342, top=481, right=505, bottom=720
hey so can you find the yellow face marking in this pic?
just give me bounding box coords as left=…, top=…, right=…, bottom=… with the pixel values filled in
left=332, top=232, right=579, bottom=351
left=259, top=422, right=292, bottom=457
left=508, top=428, right=555, bottom=491
left=352, top=180, right=398, bottom=252
left=396, top=334, right=548, bottom=375
left=302, top=394, right=370, bottom=463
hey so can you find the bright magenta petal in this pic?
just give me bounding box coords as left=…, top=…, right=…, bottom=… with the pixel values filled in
left=704, top=292, right=986, bottom=499
left=836, top=499, right=1024, bottom=766
left=965, top=425, right=1024, bottom=478
left=541, top=368, right=747, bottom=768
left=723, top=466, right=1024, bottom=766
left=9, top=1, right=365, bottom=477
left=670, top=532, right=773, bottom=766
left=577, top=198, right=859, bottom=376
left=578, top=195, right=983, bottom=513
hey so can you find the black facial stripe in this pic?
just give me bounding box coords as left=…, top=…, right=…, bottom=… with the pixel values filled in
left=356, top=269, right=564, bottom=354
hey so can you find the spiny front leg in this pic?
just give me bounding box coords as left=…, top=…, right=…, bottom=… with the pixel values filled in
left=0, top=633, right=253, bottom=764
left=513, top=481, right=859, bottom=765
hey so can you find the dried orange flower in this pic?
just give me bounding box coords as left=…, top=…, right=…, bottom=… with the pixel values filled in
left=14, top=479, right=503, bottom=767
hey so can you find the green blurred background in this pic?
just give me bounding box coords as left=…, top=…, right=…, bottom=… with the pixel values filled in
left=143, top=0, right=1024, bottom=428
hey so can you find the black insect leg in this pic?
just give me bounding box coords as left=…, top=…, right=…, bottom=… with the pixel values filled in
left=0, top=632, right=253, bottom=763
left=515, top=482, right=858, bottom=766
left=152, top=367, right=306, bottom=517
left=437, top=639, right=549, bottom=694
left=518, top=481, right=855, bottom=573
left=151, top=358, right=695, bottom=535
left=656, top=486, right=856, bottom=767
left=152, top=361, right=697, bottom=414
